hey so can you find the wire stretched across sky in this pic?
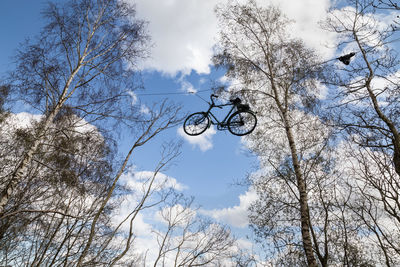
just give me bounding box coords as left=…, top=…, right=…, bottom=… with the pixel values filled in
left=136, top=89, right=212, bottom=96
left=135, top=52, right=355, bottom=104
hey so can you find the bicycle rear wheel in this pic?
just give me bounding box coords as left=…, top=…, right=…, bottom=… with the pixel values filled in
left=183, top=112, right=210, bottom=136
left=227, top=110, right=257, bottom=136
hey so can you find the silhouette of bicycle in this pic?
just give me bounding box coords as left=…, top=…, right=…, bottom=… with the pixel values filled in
left=183, top=94, right=257, bottom=136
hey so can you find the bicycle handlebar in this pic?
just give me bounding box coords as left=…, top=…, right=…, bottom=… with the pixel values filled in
left=210, top=94, right=224, bottom=109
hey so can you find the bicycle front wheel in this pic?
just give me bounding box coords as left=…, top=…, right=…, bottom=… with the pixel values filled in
left=183, top=112, right=210, bottom=136
left=227, top=110, right=257, bottom=136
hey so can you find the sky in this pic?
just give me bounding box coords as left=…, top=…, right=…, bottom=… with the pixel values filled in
left=0, top=0, right=341, bottom=257
left=121, top=0, right=335, bottom=224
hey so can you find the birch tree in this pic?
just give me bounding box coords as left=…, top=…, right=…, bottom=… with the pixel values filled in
left=0, top=0, right=188, bottom=265
left=151, top=195, right=237, bottom=267
left=214, top=1, right=335, bottom=266
left=0, top=102, right=182, bottom=266
left=0, top=0, right=149, bottom=215
left=324, top=0, right=400, bottom=264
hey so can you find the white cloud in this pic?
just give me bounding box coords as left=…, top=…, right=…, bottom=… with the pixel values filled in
left=328, top=6, right=394, bottom=51
left=132, top=0, right=221, bottom=75
left=129, top=0, right=335, bottom=76
left=200, top=188, right=258, bottom=228
left=120, top=168, right=188, bottom=192
left=125, top=91, right=150, bottom=114
left=338, top=70, right=400, bottom=108
left=7, top=112, right=42, bottom=129
left=236, top=238, right=256, bottom=251
left=127, top=90, right=138, bottom=105
left=140, top=104, right=150, bottom=114
left=177, top=74, right=198, bottom=94
left=114, top=209, right=153, bottom=234
left=266, top=0, right=335, bottom=57
left=177, top=125, right=216, bottom=152
left=111, top=167, right=188, bottom=233
left=2, top=112, right=100, bottom=139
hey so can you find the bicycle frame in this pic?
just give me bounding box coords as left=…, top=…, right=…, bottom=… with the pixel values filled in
left=203, top=95, right=237, bottom=129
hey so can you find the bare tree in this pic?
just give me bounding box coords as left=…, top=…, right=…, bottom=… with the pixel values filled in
left=373, top=0, right=400, bottom=10
left=0, top=101, right=182, bottom=266
left=75, top=106, right=181, bottom=266
left=0, top=0, right=198, bottom=265
left=151, top=194, right=237, bottom=267
left=213, top=1, right=341, bottom=266
left=338, top=142, right=400, bottom=265
left=324, top=0, right=400, bottom=264
left=0, top=0, right=149, bottom=215
left=0, top=111, right=118, bottom=265
left=0, top=84, right=9, bottom=123
left=324, top=0, right=400, bottom=173
left=0, top=1, right=246, bottom=266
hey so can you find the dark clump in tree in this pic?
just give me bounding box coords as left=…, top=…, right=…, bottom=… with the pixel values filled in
left=0, top=0, right=180, bottom=265
left=0, top=0, right=149, bottom=215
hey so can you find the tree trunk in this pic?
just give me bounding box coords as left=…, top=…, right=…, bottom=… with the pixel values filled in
left=271, top=74, right=318, bottom=266
left=284, top=120, right=318, bottom=267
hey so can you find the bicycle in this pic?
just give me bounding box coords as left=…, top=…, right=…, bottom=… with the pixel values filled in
left=183, top=94, right=257, bottom=136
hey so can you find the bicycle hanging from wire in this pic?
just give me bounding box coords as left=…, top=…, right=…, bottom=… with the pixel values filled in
left=183, top=94, right=257, bottom=136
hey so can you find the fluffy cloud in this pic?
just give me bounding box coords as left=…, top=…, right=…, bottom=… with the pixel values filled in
left=2, top=112, right=100, bottom=138
left=178, top=75, right=197, bottom=94
left=120, top=168, right=188, bottom=192
left=139, top=104, right=150, bottom=114
left=129, top=0, right=335, bottom=75
left=132, top=0, right=222, bottom=75
left=5, top=112, right=41, bottom=129
left=327, top=6, right=394, bottom=49
left=127, top=90, right=138, bottom=105
left=264, top=0, right=334, bottom=57
left=111, top=167, right=188, bottom=232
left=177, top=125, right=216, bottom=152
left=200, top=188, right=258, bottom=228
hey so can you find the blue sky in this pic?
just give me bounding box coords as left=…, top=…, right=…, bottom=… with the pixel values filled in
left=124, top=73, right=258, bottom=209
left=0, top=0, right=344, bottom=254
left=0, top=0, right=261, bottom=228
left=4, top=2, right=400, bottom=265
